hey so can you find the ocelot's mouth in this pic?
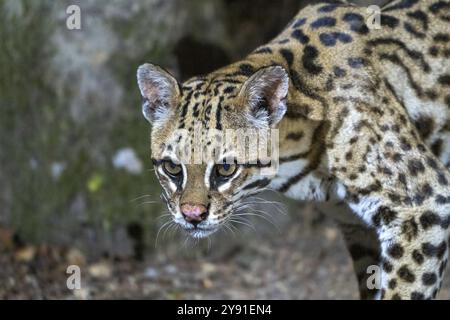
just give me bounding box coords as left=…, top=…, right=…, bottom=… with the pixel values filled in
left=183, top=225, right=218, bottom=238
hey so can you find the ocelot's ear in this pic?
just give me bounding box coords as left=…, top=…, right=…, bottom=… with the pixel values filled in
left=137, top=63, right=181, bottom=125
left=239, top=66, right=289, bottom=128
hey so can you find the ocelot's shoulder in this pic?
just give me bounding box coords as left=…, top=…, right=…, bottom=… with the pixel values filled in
left=255, top=1, right=374, bottom=65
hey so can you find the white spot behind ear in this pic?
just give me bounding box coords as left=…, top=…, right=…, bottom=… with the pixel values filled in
left=239, top=66, right=289, bottom=128
left=137, top=63, right=180, bottom=125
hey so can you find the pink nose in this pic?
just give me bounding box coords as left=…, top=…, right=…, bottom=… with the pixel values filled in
left=180, top=203, right=208, bottom=224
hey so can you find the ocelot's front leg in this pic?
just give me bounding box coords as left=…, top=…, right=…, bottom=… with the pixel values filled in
left=375, top=206, right=449, bottom=299
left=339, top=221, right=381, bottom=299
left=318, top=202, right=381, bottom=299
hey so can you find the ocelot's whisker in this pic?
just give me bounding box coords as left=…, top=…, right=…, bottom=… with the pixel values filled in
left=234, top=212, right=280, bottom=231
left=155, top=219, right=174, bottom=248
left=136, top=201, right=160, bottom=207
left=130, top=194, right=155, bottom=202
left=228, top=217, right=256, bottom=231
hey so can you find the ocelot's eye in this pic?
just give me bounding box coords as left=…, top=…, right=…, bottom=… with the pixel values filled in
left=162, top=160, right=182, bottom=176
left=216, top=163, right=238, bottom=177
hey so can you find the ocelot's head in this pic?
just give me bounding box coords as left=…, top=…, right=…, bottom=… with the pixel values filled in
left=137, top=63, right=289, bottom=238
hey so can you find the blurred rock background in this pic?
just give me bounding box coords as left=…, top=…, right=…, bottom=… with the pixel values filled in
left=0, top=0, right=388, bottom=257
left=3, top=0, right=447, bottom=300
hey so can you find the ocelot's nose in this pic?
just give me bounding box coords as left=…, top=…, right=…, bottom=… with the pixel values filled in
left=180, top=203, right=208, bottom=225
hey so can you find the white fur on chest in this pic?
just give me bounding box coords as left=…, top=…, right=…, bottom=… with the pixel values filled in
left=270, top=159, right=328, bottom=201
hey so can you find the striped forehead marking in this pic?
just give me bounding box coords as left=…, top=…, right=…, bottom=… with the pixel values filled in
left=177, top=80, right=234, bottom=132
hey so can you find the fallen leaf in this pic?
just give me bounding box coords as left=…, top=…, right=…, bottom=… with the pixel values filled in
left=201, top=262, right=217, bottom=275
left=66, top=248, right=86, bottom=266
left=88, top=261, right=112, bottom=279
left=14, top=246, right=36, bottom=262
left=73, top=287, right=91, bottom=300
left=0, top=228, right=14, bottom=250
left=203, top=278, right=213, bottom=289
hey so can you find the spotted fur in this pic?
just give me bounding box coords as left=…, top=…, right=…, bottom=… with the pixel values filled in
left=137, top=0, right=450, bottom=299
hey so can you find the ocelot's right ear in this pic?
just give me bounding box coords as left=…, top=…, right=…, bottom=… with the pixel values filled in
left=137, top=63, right=181, bottom=125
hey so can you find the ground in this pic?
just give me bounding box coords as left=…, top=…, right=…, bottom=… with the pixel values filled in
left=1, top=204, right=449, bottom=300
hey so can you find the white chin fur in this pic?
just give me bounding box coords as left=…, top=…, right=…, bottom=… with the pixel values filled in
left=185, top=228, right=217, bottom=239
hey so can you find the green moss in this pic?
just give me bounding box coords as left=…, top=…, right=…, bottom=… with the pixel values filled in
left=0, top=1, right=59, bottom=241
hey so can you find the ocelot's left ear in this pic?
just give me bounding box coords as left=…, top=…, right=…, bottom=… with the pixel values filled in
left=239, top=66, right=289, bottom=128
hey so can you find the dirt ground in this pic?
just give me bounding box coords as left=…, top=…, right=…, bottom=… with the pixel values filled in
left=1, top=207, right=449, bottom=300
